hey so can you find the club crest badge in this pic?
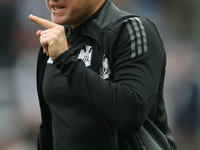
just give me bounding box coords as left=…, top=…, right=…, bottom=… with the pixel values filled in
left=78, top=45, right=93, bottom=67
left=100, top=55, right=111, bottom=79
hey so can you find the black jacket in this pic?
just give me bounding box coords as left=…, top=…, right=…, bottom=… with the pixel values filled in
left=36, top=0, right=177, bottom=149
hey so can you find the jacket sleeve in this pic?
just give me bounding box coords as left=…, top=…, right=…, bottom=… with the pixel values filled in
left=53, top=17, right=166, bottom=133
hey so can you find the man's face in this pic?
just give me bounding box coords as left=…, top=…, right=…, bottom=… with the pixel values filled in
left=45, top=0, right=104, bottom=27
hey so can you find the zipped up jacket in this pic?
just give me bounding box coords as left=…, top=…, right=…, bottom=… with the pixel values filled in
left=36, top=0, right=177, bottom=149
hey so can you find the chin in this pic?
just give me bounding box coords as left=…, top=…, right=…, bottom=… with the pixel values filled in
left=51, top=16, right=66, bottom=25
left=52, top=20, right=64, bottom=25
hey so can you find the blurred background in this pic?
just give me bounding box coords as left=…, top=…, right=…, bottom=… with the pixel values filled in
left=0, top=0, right=199, bottom=149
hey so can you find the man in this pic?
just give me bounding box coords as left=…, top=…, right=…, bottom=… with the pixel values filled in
left=29, top=0, right=177, bottom=149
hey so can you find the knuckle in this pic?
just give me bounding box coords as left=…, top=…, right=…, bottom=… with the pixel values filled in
left=57, top=25, right=65, bottom=31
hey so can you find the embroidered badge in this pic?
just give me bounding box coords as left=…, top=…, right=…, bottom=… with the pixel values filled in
left=100, top=55, right=111, bottom=79
left=78, top=45, right=93, bottom=67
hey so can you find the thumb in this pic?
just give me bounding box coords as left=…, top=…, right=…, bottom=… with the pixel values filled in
left=41, top=42, right=49, bottom=55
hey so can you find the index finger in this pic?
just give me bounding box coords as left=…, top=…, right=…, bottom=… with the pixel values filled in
left=29, top=14, right=58, bottom=29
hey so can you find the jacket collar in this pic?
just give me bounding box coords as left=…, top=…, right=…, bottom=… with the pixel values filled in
left=93, top=0, right=120, bottom=29
left=81, top=0, right=120, bottom=44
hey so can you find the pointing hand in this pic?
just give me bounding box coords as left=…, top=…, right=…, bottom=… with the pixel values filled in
left=29, top=14, right=69, bottom=61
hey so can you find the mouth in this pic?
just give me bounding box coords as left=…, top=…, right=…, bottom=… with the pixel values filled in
left=52, top=5, right=65, bottom=13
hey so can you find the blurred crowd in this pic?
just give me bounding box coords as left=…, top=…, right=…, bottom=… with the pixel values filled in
left=0, top=0, right=199, bottom=149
